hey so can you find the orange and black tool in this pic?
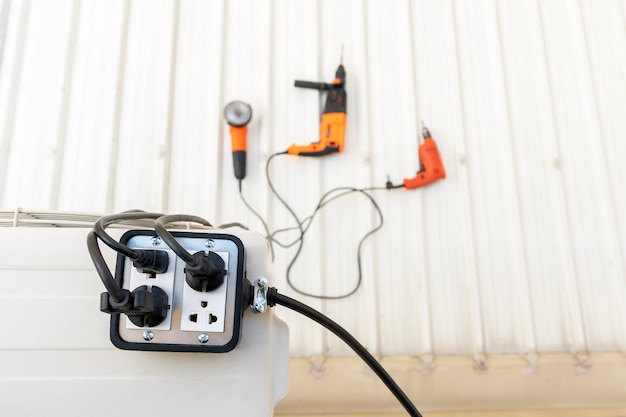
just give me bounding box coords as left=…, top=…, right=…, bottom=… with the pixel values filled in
left=287, top=62, right=346, bottom=157
left=403, top=123, right=446, bottom=189
left=224, top=101, right=253, bottom=180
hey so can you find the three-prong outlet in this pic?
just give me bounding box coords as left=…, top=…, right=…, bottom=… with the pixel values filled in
left=180, top=251, right=229, bottom=333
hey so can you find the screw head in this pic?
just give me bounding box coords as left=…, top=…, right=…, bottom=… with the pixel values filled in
left=151, top=237, right=161, bottom=246
left=198, top=333, right=209, bottom=343
left=204, top=239, right=215, bottom=248
left=257, top=277, right=268, bottom=288
left=143, top=331, right=154, bottom=341
left=253, top=304, right=266, bottom=314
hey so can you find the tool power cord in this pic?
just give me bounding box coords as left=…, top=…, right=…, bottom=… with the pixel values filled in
left=264, top=151, right=388, bottom=299
left=88, top=210, right=168, bottom=303
left=238, top=178, right=275, bottom=261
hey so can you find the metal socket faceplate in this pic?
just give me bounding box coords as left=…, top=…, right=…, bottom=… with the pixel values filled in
left=112, top=230, right=246, bottom=352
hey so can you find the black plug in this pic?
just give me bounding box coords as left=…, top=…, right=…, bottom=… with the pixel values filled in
left=132, top=249, right=169, bottom=275
left=100, top=285, right=170, bottom=327
left=185, top=251, right=227, bottom=292
left=385, top=174, right=404, bottom=190
left=126, top=285, right=170, bottom=327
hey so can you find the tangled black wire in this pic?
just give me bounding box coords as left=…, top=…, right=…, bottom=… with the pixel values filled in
left=237, top=151, right=390, bottom=300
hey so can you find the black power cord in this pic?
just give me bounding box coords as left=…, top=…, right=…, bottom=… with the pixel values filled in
left=264, top=151, right=391, bottom=299
left=88, top=210, right=167, bottom=303
left=153, top=214, right=213, bottom=265
left=266, top=288, right=423, bottom=417
left=271, top=186, right=384, bottom=299
left=87, top=230, right=126, bottom=303
left=265, top=152, right=307, bottom=295
left=238, top=179, right=275, bottom=261
left=93, top=210, right=164, bottom=259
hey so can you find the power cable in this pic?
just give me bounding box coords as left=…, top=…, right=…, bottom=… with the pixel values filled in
left=267, top=288, right=422, bottom=417
left=263, top=152, right=390, bottom=299
left=238, top=178, right=275, bottom=260
left=153, top=214, right=213, bottom=265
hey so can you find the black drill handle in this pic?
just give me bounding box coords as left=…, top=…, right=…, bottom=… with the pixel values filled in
left=294, top=80, right=333, bottom=90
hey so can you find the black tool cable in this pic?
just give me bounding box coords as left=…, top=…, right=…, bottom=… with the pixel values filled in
left=270, top=186, right=386, bottom=248
left=238, top=179, right=275, bottom=261
left=86, top=230, right=126, bottom=303
left=89, top=210, right=167, bottom=303
left=93, top=210, right=164, bottom=260
left=265, top=151, right=308, bottom=292
left=154, top=214, right=213, bottom=265
left=265, top=152, right=390, bottom=299
left=88, top=213, right=212, bottom=303
left=272, top=186, right=384, bottom=299
left=266, top=288, right=422, bottom=417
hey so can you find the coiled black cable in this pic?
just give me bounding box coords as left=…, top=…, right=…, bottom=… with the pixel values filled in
left=274, top=186, right=384, bottom=299
left=265, top=152, right=389, bottom=299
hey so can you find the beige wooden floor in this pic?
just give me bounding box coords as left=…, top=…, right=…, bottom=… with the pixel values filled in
left=276, top=355, right=626, bottom=415
left=279, top=409, right=626, bottom=417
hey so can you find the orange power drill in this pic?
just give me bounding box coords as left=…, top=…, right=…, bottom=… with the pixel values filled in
left=287, top=62, right=347, bottom=156
left=403, top=123, right=446, bottom=189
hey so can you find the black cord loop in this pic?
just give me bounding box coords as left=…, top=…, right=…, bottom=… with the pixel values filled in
left=154, top=214, right=213, bottom=266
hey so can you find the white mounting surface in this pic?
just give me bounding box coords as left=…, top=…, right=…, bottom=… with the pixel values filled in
left=0, top=225, right=289, bottom=417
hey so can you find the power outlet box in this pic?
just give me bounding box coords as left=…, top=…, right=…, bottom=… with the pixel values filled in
left=110, top=230, right=246, bottom=352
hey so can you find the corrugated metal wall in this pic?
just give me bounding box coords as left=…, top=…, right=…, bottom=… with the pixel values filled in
left=1, top=0, right=625, bottom=359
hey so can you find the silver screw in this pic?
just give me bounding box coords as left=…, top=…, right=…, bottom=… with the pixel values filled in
left=253, top=304, right=266, bottom=314
left=198, top=333, right=209, bottom=343
left=151, top=237, right=161, bottom=246
left=143, top=331, right=154, bottom=341
left=257, top=277, right=268, bottom=288
left=204, top=239, right=215, bottom=248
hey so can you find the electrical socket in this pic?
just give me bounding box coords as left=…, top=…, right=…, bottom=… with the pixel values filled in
left=110, top=230, right=246, bottom=352
left=180, top=251, right=229, bottom=332
left=125, top=249, right=177, bottom=331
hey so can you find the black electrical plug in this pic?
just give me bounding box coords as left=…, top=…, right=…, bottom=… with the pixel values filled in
left=184, top=251, right=227, bottom=292
left=100, top=285, right=170, bottom=327
left=132, top=249, right=169, bottom=275
left=126, top=285, right=169, bottom=327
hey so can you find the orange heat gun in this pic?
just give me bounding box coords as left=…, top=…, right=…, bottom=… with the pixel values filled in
left=403, top=123, right=446, bottom=189
left=287, top=62, right=347, bottom=157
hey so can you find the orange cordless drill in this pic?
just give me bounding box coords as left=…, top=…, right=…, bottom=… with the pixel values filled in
left=287, top=62, right=347, bottom=156
left=403, top=123, right=446, bottom=189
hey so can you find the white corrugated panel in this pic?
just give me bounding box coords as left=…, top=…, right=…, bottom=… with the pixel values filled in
left=1, top=0, right=625, bottom=363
